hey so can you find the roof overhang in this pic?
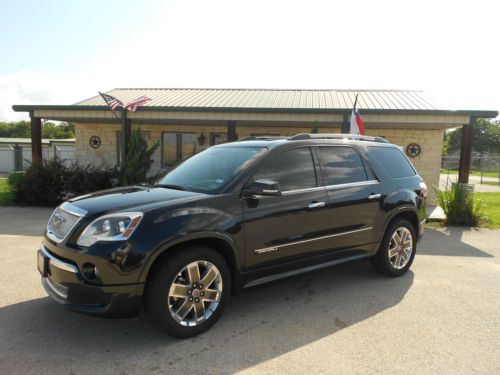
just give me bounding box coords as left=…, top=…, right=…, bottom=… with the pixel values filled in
left=11, top=104, right=499, bottom=118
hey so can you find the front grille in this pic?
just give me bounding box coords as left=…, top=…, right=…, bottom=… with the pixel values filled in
left=47, top=206, right=80, bottom=241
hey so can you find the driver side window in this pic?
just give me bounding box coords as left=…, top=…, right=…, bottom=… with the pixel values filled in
left=254, top=147, right=317, bottom=191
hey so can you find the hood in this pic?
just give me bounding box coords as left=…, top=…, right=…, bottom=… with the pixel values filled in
left=67, top=186, right=205, bottom=216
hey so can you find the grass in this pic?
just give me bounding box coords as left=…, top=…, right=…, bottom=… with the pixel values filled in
left=0, top=178, right=14, bottom=206
left=440, top=169, right=499, bottom=179
left=481, top=181, right=500, bottom=187
left=475, top=192, right=500, bottom=228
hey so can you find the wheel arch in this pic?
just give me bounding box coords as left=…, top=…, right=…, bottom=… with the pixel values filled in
left=382, top=207, right=420, bottom=242
left=140, top=233, right=240, bottom=286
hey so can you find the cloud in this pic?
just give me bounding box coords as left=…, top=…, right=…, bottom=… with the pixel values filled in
left=0, top=71, right=63, bottom=121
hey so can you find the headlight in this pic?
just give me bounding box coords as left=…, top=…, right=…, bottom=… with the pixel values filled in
left=77, top=212, right=143, bottom=247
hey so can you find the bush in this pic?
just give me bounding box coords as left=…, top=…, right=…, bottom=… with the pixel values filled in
left=121, top=128, right=159, bottom=185
left=64, top=163, right=119, bottom=197
left=436, top=185, right=485, bottom=226
left=13, top=158, right=66, bottom=206
left=10, top=159, right=120, bottom=207
left=7, top=171, right=26, bottom=198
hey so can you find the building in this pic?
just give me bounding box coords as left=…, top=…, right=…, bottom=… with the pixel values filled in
left=12, top=89, right=498, bottom=195
left=0, top=138, right=75, bottom=173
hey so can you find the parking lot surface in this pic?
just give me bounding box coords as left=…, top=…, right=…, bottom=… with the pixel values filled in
left=0, top=206, right=499, bottom=374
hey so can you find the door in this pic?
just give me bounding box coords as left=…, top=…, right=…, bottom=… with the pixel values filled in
left=316, top=146, right=382, bottom=250
left=243, top=147, right=332, bottom=268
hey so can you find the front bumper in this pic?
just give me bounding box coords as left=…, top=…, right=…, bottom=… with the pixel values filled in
left=38, top=245, right=144, bottom=317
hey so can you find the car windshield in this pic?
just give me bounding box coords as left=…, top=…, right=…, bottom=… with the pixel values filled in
left=157, top=146, right=266, bottom=194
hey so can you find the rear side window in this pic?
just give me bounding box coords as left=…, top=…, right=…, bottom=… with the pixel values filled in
left=318, top=147, right=368, bottom=185
left=254, top=147, right=317, bottom=191
left=368, top=146, right=416, bottom=178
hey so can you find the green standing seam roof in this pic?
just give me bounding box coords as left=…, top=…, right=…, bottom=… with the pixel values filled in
left=75, top=89, right=441, bottom=111
left=11, top=89, right=498, bottom=118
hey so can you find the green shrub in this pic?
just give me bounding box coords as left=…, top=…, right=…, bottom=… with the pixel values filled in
left=11, top=159, right=120, bottom=206
left=15, top=158, right=66, bottom=206
left=120, top=128, right=159, bottom=185
left=436, top=185, right=485, bottom=226
left=7, top=171, right=26, bottom=198
left=64, top=163, right=119, bottom=197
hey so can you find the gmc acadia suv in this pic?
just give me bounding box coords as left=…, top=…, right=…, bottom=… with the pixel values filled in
left=38, top=133, right=427, bottom=337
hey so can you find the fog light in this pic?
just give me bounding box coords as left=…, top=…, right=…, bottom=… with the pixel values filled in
left=82, top=263, right=98, bottom=280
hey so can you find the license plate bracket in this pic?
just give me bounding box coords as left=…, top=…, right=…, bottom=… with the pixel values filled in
left=37, top=251, right=50, bottom=277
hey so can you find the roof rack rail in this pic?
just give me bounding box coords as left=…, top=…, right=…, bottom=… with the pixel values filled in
left=288, top=133, right=389, bottom=143
left=237, top=136, right=287, bottom=142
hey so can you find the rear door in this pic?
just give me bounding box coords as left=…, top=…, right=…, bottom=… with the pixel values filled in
left=243, top=146, right=332, bottom=268
left=316, top=145, right=382, bottom=250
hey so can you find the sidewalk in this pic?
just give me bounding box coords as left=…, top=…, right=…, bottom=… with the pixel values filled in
left=439, top=174, right=500, bottom=193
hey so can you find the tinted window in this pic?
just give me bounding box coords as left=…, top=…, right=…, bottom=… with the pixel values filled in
left=158, top=147, right=266, bottom=194
left=368, top=146, right=416, bottom=178
left=254, top=148, right=317, bottom=191
left=318, top=147, right=368, bottom=185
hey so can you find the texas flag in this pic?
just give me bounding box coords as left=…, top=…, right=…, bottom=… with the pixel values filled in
left=350, top=107, right=366, bottom=135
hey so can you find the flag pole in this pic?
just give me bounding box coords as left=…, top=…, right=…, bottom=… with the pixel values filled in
left=353, top=93, right=359, bottom=111
left=98, top=91, right=121, bottom=124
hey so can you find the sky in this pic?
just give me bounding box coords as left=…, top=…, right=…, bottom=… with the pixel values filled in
left=0, top=0, right=499, bottom=121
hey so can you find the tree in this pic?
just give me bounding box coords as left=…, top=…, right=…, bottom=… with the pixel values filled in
left=0, top=121, right=75, bottom=139
left=443, top=119, right=500, bottom=155
left=120, top=128, right=159, bottom=185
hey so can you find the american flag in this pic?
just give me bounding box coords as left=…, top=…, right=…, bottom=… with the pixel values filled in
left=123, top=95, right=152, bottom=112
left=99, top=91, right=124, bottom=110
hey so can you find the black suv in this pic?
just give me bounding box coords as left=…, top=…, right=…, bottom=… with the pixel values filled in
left=38, top=134, right=427, bottom=337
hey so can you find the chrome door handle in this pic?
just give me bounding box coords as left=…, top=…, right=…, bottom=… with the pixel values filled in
left=368, top=194, right=382, bottom=200
left=308, top=201, right=326, bottom=208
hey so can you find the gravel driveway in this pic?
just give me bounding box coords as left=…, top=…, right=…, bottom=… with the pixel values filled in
left=0, top=207, right=499, bottom=374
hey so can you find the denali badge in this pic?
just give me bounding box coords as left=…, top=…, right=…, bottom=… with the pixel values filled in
left=254, top=246, right=278, bottom=254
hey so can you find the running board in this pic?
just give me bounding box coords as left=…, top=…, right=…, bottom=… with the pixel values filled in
left=243, top=253, right=371, bottom=288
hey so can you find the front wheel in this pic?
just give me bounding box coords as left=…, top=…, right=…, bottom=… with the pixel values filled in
left=144, top=246, right=230, bottom=338
left=371, top=219, right=416, bottom=277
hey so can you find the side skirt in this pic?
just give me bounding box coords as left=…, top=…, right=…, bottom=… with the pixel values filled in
left=242, top=253, right=371, bottom=289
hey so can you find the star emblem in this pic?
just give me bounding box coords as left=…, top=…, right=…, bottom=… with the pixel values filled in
left=89, top=135, right=102, bottom=149
left=406, top=143, right=421, bottom=157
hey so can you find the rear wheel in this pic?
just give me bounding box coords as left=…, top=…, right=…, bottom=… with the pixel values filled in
left=145, top=246, right=230, bottom=338
left=371, top=219, right=416, bottom=277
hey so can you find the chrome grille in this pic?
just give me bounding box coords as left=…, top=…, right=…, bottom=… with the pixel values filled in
left=46, top=205, right=81, bottom=241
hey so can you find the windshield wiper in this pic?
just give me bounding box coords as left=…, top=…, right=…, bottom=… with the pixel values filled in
left=155, top=183, right=191, bottom=192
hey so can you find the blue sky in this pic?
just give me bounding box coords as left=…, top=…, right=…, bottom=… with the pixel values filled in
left=1, top=0, right=499, bottom=121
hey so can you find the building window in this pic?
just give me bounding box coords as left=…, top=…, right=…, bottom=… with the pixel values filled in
left=210, top=132, right=228, bottom=145
left=162, top=132, right=197, bottom=168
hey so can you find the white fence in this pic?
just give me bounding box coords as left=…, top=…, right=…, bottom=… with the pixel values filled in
left=0, top=143, right=75, bottom=173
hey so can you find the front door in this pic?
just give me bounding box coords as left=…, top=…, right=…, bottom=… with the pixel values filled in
left=243, top=147, right=332, bottom=269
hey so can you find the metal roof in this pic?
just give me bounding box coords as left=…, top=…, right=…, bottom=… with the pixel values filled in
left=75, top=88, right=442, bottom=111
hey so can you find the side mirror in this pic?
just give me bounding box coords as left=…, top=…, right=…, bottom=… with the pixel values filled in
left=244, top=179, right=282, bottom=198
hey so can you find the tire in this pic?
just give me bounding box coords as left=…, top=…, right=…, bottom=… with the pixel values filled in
left=371, top=219, right=416, bottom=277
left=144, top=245, right=231, bottom=338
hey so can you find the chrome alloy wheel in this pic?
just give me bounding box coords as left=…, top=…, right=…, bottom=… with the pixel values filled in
left=388, top=227, right=413, bottom=270
left=168, top=260, right=223, bottom=327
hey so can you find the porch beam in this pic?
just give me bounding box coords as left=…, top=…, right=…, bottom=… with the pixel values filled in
left=227, top=120, right=237, bottom=141
left=30, top=112, right=42, bottom=165
left=457, top=117, right=475, bottom=184
left=341, top=113, right=350, bottom=133
left=120, top=109, right=131, bottom=165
